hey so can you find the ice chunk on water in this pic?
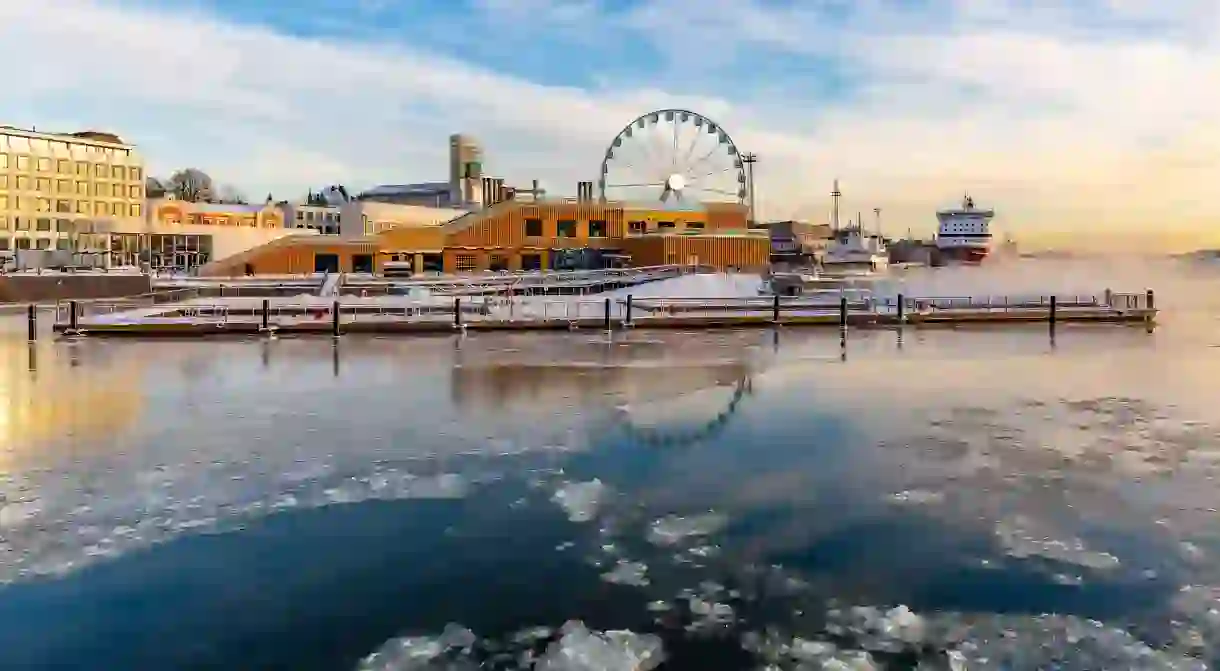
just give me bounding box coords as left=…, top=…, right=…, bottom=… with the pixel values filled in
left=647, top=512, right=726, bottom=546
left=602, top=560, right=650, bottom=587
left=534, top=620, right=664, bottom=671
left=356, top=635, right=445, bottom=670
left=552, top=480, right=607, bottom=523
left=995, top=515, right=1120, bottom=570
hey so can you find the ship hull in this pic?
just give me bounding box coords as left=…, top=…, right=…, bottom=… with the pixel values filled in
left=936, top=246, right=990, bottom=265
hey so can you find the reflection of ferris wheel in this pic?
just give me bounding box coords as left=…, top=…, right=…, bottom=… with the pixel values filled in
left=598, top=109, right=748, bottom=205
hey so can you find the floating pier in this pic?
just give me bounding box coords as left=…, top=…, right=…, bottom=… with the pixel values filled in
left=47, top=288, right=1157, bottom=338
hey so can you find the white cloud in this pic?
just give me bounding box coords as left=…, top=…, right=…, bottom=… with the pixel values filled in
left=5, top=0, right=1220, bottom=249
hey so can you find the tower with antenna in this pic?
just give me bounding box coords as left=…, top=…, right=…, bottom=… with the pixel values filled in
left=873, top=207, right=882, bottom=239
left=830, top=179, right=841, bottom=236
left=741, top=153, right=758, bottom=225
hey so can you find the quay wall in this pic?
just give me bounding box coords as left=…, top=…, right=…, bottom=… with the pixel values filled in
left=0, top=273, right=152, bottom=303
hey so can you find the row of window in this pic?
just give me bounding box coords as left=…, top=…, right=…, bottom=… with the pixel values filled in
left=0, top=216, right=105, bottom=232
left=0, top=197, right=140, bottom=217
left=0, top=154, right=142, bottom=181
left=0, top=175, right=142, bottom=198
left=522, top=218, right=703, bottom=237
left=0, top=237, right=71, bottom=251
left=296, top=210, right=339, bottom=222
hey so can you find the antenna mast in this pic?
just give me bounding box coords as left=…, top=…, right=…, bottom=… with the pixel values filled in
left=873, top=207, right=882, bottom=239
left=741, top=153, right=758, bottom=225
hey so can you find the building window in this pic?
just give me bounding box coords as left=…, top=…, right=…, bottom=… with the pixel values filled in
left=0, top=175, right=6, bottom=188
left=588, top=220, right=607, bottom=237
left=94, top=164, right=107, bottom=178
left=16, top=156, right=28, bottom=170
left=55, top=200, right=70, bottom=213
left=36, top=157, right=51, bottom=172
left=16, top=176, right=29, bottom=190
left=112, top=202, right=124, bottom=216
left=0, top=238, right=8, bottom=250
left=131, top=167, right=142, bottom=180
left=36, top=198, right=51, bottom=213
left=686, top=221, right=705, bottom=230
left=111, top=166, right=124, bottom=179
left=35, top=218, right=51, bottom=231
left=15, top=238, right=30, bottom=249
left=658, top=221, right=676, bottom=229
left=56, top=179, right=71, bottom=192
left=56, top=238, right=71, bottom=250
left=35, top=178, right=50, bottom=192
left=14, top=217, right=28, bottom=231
left=75, top=162, right=88, bottom=176
left=557, top=220, right=577, bottom=237
left=131, top=203, right=141, bottom=217
left=57, top=159, right=70, bottom=174
left=455, top=254, right=478, bottom=272
left=76, top=181, right=88, bottom=195
left=628, top=220, right=646, bottom=234
left=0, top=154, right=7, bottom=169
left=35, top=238, right=51, bottom=250
left=524, top=218, right=543, bottom=236
left=11, top=197, right=21, bottom=210
left=76, top=201, right=89, bottom=214
left=55, top=218, right=71, bottom=232
left=111, top=184, right=124, bottom=197
left=95, top=201, right=107, bottom=215
left=0, top=216, right=8, bottom=230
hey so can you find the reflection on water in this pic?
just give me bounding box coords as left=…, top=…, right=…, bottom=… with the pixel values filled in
left=1, top=259, right=1220, bottom=670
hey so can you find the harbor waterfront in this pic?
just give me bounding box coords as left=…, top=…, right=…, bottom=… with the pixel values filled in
left=1, top=256, right=1218, bottom=671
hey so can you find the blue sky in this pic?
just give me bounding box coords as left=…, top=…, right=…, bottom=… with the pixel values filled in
left=5, top=0, right=1220, bottom=248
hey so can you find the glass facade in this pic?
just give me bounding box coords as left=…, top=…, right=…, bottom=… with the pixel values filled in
left=109, top=233, right=213, bottom=271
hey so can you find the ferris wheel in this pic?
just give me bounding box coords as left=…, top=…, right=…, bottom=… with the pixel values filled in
left=597, top=109, right=748, bottom=205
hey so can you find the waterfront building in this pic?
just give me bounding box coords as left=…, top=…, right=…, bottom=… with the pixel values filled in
left=197, top=188, right=769, bottom=276
left=0, top=127, right=145, bottom=258
left=278, top=203, right=342, bottom=234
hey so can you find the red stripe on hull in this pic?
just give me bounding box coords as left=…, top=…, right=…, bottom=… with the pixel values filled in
left=938, top=247, right=991, bottom=264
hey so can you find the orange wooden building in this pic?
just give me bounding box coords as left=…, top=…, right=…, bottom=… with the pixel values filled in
left=198, top=198, right=769, bottom=276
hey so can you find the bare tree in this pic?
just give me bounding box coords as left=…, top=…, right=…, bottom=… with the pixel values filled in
left=215, top=184, right=248, bottom=205
left=167, top=168, right=214, bottom=202
left=146, top=176, right=167, bottom=199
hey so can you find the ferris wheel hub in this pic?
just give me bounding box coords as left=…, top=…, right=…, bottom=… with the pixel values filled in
left=666, top=173, right=686, bottom=192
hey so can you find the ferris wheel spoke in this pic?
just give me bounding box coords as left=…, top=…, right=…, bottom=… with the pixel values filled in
left=678, top=132, right=703, bottom=174
left=685, top=166, right=735, bottom=182
left=689, top=187, right=741, bottom=197
left=671, top=121, right=680, bottom=171
left=685, top=145, right=721, bottom=175
left=605, top=182, right=665, bottom=188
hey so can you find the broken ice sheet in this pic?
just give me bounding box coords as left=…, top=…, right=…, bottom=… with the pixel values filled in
left=647, top=512, right=727, bottom=546
left=552, top=480, right=607, bottom=523
left=534, top=620, right=664, bottom=671
left=602, top=560, right=650, bottom=587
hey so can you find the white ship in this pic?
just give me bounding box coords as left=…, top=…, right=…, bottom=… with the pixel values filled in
left=820, top=180, right=888, bottom=276
left=936, top=194, right=995, bottom=264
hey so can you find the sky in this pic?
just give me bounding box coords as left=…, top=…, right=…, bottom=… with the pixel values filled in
left=5, top=0, right=1220, bottom=250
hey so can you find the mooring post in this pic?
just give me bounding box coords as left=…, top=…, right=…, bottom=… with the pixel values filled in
left=625, top=294, right=633, bottom=325
left=261, top=298, right=270, bottom=331
left=27, top=305, right=36, bottom=341
left=896, top=293, right=905, bottom=324
left=772, top=294, right=780, bottom=323
left=68, top=300, right=79, bottom=334
left=603, top=297, right=611, bottom=330
left=839, top=296, right=848, bottom=329
left=331, top=300, right=340, bottom=337
left=1146, top=289, right=1155, bottom=311
left=1103, top=288, right=1112, bottom=307
left=1049, top=295, right=1057, bottom=330
left=454, top=297, right=462, bottom=328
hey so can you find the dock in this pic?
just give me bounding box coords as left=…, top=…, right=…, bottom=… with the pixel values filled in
left=44, top=288, right=1157, bottom=338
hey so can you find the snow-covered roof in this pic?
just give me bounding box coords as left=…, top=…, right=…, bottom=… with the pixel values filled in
left=359, top=182, right=450, bottom=198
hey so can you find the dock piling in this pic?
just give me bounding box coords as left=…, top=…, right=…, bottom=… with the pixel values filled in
left=625, top=294, right=633, bottom=325
left=604, top=298, right=611, bottom=330
left=1049, top=295, right=1057, bottom=330
left=1146, top=289, right=1155, bottom=311
left=67, top=300, right=79, bottom=335
left=454, top=298, right=462, bottom=328
left=331, top=300, right=340, bottom=337
left=27, top=305, right=36, bottom=341
left=772, top=294, right=780, bottom=323
left=839, top=296, right=848, bottom=329
left=261, top=299, right=270, bottom=331
left=896, top=293, right=905, bottom=324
